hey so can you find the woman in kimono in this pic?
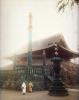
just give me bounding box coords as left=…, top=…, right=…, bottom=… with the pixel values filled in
left=21, top=82, right=26, bottom=95
left=28, top=81, right=33, bottom=93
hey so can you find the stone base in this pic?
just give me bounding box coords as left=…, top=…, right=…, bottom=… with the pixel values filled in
left=48, top=79, right=68, bottom=96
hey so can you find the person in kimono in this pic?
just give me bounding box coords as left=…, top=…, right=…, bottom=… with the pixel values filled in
left=21, top=82, right=26, bottom=95
left=28, top=81, right=33, bottom=93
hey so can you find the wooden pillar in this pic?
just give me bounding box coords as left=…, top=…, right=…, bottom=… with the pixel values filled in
left=13, top=55, right=16, bottom=70
left=42, top=50, right=46, bottom=66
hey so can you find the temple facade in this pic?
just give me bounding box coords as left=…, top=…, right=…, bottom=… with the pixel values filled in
left=8, top=34, right=79, bottom=68
left=6, top=34, right=79, bottom=90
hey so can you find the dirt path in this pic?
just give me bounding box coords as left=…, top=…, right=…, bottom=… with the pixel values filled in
left=0, top=89, right=79, bottom=100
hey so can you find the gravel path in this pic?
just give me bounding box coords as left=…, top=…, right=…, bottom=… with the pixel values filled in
left=0, top=89, right=79, bottom=100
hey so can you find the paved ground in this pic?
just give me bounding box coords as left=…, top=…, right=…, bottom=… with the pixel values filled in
left=0, top=89, right=79, bottom=100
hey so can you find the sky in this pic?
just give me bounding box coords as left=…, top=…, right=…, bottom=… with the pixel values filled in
left=0, top=0, right=78, bottom=67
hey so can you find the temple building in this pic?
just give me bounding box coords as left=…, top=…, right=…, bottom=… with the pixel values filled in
left=6, top=34, right=79, bottom=90
left=7, top=34, right=79, bottom=68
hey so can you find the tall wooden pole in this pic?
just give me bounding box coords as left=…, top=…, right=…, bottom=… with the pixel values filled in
left=28, top=13, right=32, bottom=67
left=77, top=6, right=79, bottom=64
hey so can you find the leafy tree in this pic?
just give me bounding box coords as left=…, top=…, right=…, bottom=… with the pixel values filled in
left=57, top=0, right=79, bottom=11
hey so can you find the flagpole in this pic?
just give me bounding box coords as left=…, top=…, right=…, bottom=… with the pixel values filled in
left=28, top=12, right=32, bottom=67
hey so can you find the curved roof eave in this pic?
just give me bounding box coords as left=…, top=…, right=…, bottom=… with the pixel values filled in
left=31, top=33, right=69, bottom=52
left=59, top=45, right=79, bottom=59
left=5, top=33, right=79, bottom=60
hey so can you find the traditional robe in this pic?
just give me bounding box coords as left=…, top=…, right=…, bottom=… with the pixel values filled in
left=28, top=82, right=33, bottom=92
left=21, top=82, right=26, bottom=94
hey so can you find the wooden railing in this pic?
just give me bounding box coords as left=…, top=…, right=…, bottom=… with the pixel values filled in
left=25, top=65, right=49, bottom=81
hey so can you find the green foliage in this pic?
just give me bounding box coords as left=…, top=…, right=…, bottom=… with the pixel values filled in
left=0, top=70, right=26, bottom=90
left=57, top=0, right=79, bottom=12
